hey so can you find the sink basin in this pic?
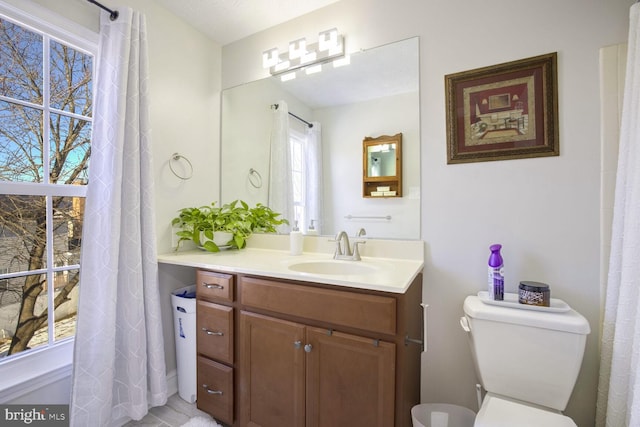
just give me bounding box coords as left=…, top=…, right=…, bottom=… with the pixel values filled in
left=287, top=260, right=377, bottom=276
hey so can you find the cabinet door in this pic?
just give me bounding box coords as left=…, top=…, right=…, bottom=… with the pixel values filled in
left=306, top=327, right=396, bottom=427
left=239, top=311, right=306, bottom=427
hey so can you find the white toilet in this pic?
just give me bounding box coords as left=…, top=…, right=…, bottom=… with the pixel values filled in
left=461, top=294, right=591, bottom=427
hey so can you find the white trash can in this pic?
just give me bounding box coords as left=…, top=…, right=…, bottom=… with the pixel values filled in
left=171, top=285, right=197, bottom=403
left=411, top=403, right=476, bottom=427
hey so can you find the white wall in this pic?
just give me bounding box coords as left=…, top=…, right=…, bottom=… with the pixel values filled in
left=221, top=1, right=633, bottom=426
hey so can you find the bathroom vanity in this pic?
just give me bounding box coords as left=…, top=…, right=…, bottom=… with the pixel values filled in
left=158, top=236, right=424, bottom=427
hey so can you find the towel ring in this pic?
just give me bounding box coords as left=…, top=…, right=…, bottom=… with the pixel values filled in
left=169, top=153, right=193, bottom=180
left=248, top=168, right=262, bottom=188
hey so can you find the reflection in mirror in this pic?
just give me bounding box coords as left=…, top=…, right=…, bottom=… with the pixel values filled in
left=221, top=37, right=420, bottom=239
left=367, top=145, right=396, bottom=177
left=363, top=133, right=402, bottom=198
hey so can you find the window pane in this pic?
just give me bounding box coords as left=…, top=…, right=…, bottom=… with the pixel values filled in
left=49, top=113, right=90, bottom=185
left=53, top=268, right=78, bottom=342
left=0, top=194, right=47, bottom=271
left=0, top=18, right=43, bottom=104
left=0, top=101, right=43, bottom=182
left=50, top=40, right=92, bottom=116
left=53, top=196, right=83, bottom=265
left=0, top=273, right=48, bottom=358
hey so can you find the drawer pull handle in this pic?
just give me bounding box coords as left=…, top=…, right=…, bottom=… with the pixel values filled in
left=202, top=384, right=223, bottom=395
left=294, top=340, right=302, bottom=349
left=203, top=282, right=224, bottom=290
left=304, top=344, right=313, bottom=353
left=202, top=328, right=224, bottom=336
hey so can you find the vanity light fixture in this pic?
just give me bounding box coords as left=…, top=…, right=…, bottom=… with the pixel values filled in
left=262, top=47, right=279, bottom=68
left=289, top=38, right=306, bottom=59
left=318, top=28, right=339, bottom=52
left=332, top=55, right=350, bottom=68
left=280, top=71, right=297, bottom=82
left=305, top=64, right=322, bottom=75
left=262, top=27, right=345, bottom=79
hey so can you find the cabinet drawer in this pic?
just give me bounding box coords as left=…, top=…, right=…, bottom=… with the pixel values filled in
left=239, top=276, right=397, bottom=335
left=197, top=356, right=233, bottom=425
left=197, top=301, right=233, bottom=364
left=197, top=270, right=234, bottom=302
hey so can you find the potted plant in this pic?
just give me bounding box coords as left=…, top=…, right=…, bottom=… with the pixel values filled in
left=172, top=200, right=288, bottom=252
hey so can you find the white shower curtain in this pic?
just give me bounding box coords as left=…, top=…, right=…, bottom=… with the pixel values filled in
left=597, top=3, right=640, bottom=426
left=305, top=122, right=324, bottom=234
left=70, top=8, right=167, bottom=426
left=269, top=101, right=294, bottom=231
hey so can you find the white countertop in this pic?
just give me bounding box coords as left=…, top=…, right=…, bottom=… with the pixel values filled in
left=158, top=235, right=424, bottom=294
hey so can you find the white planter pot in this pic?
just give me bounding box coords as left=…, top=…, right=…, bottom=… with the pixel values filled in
left=200, top=231, right=233, bottom=247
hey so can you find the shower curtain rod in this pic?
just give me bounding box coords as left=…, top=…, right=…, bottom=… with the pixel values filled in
left=271, top=104, right=313, bottom=128
left=86, top=0, right=119, bottom=21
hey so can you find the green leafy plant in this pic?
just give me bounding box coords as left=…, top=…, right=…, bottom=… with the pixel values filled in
left=171, top=200, right=288, bottom=252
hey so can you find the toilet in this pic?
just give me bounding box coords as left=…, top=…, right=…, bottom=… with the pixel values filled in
left=461, top=294, right=590, bottom=426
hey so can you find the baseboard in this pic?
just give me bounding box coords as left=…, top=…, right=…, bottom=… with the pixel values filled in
left=166, top=368, right=179, bottom=397
left=3, top=365, right=179, bottom=407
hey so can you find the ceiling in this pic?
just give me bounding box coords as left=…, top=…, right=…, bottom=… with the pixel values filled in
left=153, top=0, right=342, bottom=45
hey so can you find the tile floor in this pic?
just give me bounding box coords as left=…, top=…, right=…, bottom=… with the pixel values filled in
left=122, top=393, right=216, bottom=427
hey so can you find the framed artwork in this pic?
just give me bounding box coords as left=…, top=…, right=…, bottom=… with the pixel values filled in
left=445, top=52, right=559, bottom=164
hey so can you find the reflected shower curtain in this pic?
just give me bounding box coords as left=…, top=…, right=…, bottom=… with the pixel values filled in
left=597, top=3, right=640, bottom=426
left=269, top=101, right=294, bottom=231
left=70, top=8, right=167, bottom=426
left=305, top=122, right=323, bottom=234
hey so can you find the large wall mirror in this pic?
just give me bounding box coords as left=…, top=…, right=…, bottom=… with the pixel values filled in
left=220, top=37, right=420, bottom=239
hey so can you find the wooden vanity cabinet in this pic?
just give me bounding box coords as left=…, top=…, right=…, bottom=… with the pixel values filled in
left=238, top=274, right=422, bottom=427
left=239, top=311, right=396, bottom=427
left=195, top=268, right=423, bottom=427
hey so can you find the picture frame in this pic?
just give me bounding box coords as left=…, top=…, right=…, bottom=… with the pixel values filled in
left=445, top=52, right=559, bottom=164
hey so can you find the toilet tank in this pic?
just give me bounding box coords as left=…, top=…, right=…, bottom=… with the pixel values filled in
left=462, top=295, right=590, bottom=411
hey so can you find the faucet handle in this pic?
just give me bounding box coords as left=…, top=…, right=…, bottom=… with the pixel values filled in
left=329, top=237, right=343, bottom=256
left=352, top=240, right=366, bottom=261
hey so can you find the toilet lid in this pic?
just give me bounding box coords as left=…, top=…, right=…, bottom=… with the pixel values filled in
left=474, top=395, right=577, bottom=427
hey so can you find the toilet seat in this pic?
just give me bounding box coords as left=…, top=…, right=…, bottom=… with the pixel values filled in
left=474, top=394, right=577, bottom=427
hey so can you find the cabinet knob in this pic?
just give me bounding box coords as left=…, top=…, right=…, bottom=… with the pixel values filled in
left=202, top=384, right=223, bottom=395
left=304, top=344, right=313, bottom=353
left=201, top=327, right=224, bottom=336
left=294, top=340, right=302, bottom=349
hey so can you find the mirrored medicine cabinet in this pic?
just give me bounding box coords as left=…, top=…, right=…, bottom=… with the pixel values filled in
left=363, top=133, right=402, bottom=198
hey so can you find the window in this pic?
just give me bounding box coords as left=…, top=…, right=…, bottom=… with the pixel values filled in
left=0, top=6, right=95, bottom=363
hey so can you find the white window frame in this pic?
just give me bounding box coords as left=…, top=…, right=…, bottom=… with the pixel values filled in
left=0, top=0, right=98, bottom=402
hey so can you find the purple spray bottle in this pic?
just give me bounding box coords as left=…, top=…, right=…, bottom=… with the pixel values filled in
left=488, top=244, right=504, bottom=300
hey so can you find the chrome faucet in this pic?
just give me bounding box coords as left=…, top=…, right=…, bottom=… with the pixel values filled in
left=332, top=229, right=366, bottom=261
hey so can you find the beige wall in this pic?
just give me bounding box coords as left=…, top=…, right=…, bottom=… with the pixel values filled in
left=221, top=1, right=632, bottom=426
